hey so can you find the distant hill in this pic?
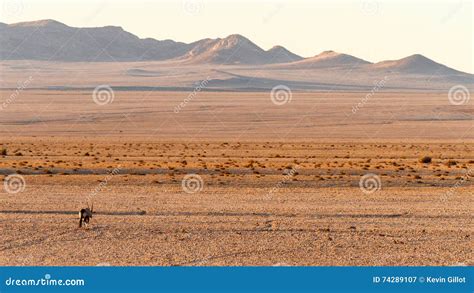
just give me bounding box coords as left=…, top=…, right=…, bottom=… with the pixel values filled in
left=0, top=19, right=191, bottom=61
left=179, top=34, right=265, bottom=64
left=177, top=35, right=302, bottom=64
left=266, top=46, right=303, bottom=63
left=0, top=19, right=470, bottom=76
left=370, top=54, right=465, bottom=75
left=276, top=50, right=372, bottom=68
left=0, top=20, right=301, bottom=64
left=0, top=19, right=473, bottom=91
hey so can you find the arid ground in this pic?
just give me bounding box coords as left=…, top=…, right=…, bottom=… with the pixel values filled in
left=0, top=91, right=472, bottom=266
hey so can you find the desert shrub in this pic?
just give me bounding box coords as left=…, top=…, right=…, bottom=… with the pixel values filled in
left=419, top=156, right=432, bottom=164
left=446, top=160, right=457, bottom=167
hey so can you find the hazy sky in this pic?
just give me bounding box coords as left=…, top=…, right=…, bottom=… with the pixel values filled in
left=1, top=0, right=472, bottom=73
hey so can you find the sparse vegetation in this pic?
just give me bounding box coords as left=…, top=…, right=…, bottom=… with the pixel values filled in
left=419, top=156, right=432, bottom=164
left=0, top=139, right=472, bottom=266
left=446, top=160, right=457, bottom=167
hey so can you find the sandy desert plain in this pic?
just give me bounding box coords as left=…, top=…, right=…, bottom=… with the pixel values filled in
left=0, top=89, right=473, bottom=266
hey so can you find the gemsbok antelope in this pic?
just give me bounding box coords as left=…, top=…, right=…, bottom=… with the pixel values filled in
left=79, top=202, right=94, bottom=228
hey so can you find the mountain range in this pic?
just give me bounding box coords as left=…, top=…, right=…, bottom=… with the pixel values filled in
left=0, top=19, right=304, bottom=64
left=0, top=19, right=472, bottom=91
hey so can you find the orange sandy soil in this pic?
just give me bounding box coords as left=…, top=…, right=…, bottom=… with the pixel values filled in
left=1, top=139, right=472, bottom=266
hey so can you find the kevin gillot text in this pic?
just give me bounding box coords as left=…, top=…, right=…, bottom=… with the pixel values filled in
left=425, top=276, right=466, bottom=283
